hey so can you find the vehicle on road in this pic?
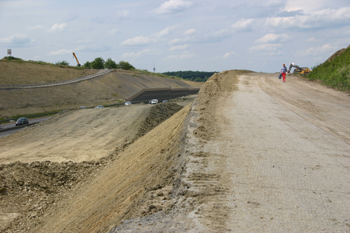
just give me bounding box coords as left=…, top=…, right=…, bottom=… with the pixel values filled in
left=149, top=99, right=158, bottom=104
left=16, top=117, right=29, bottom=126
left=162, top=100, right=168, bottom=103
left=125, top=101, right=132, bottom=106
left=94, top=105, right=104, bottom=109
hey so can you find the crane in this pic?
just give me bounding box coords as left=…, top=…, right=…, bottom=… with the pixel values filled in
left=72, top=52, right=81, bottom=67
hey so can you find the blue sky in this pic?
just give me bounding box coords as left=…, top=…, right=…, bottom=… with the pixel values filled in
left=0, top=0, right=349, bottom=73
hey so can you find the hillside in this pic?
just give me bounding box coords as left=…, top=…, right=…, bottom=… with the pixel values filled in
left=0, top=61, right=202, bottom=118
left=0, top=61, right=97, bottom=85
left=306, top=45, right=350, bottom=90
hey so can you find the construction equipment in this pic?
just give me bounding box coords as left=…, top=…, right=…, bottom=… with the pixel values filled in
left=72, top=52, right=81, bottom=67
left=288, top=63, right=311, bottom=75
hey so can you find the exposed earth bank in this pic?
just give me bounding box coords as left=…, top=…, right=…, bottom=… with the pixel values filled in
left=0, top=61, right=201, bottom=118
left=1, top=70, right=350, bottom=232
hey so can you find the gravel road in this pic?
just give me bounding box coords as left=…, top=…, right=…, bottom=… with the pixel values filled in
left=183, top=71, right=350, bottom=232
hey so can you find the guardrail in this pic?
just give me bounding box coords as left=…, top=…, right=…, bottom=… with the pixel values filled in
left=0, top=69, right=112, bottom=90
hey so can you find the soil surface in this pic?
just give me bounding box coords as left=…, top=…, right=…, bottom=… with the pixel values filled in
left=1, top=70, right=350, bottom=232
left=0, top=62, right=201, bottom=118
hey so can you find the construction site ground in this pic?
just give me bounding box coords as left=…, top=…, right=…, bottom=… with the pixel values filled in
left=1, top=71, right=350, bottom=232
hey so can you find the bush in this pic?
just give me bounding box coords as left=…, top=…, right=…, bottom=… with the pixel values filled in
left=5, top=56, right=22, bottom=61
left=83, top=61, right=92, bottom=68
left=55, top=60, right=69, bottom=67
left=117, top=61, right=135, bottom=70
left=90, top=57, right=105, bottom=69
left=105, top=58, right=117, bottom=69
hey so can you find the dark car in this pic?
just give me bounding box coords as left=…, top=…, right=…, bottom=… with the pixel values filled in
left=16, top=117, right=29, bottom=126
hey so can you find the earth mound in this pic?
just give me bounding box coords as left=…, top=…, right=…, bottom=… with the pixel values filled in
left=325, top=45, right=350, bottom=63
left=0, top=101, right=188, bottom=232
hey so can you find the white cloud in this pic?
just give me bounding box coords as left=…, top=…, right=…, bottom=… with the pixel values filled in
left=0, top=34, right=32, bottom=46
left=223, top=51, right=236, bottom=59
left=75, top=45, right=112, bottom=52
left=256, top=34, right=288, bottom=43
left=48, top=23, right=67, bottom=32
left=167, top=53, right=195, bottom=59
left=283, top=0, right=332, bottom=13
left=49, top=49, right=72, bottom=56
left=154, top=0, right=193, bottom=15
left=2, top=0, right=51, bottom=8
left=231, top=19, right=254, bottom=32
left=109, top=29, right=121, bottom=35
left=169, top=38, right=182, bottom=44
left=296, top=43, right=336, bottom=56
left=27, top=25, right=44, bottom=30
left=184, top=29, right=196, bottom=35
left=121, top=36, right=154, bottom=46
left=249, top=43, right=281, bottom=52
left=307, top=37, right=317, bottom=42
left=116, top=10, right=130, bottom=18
left=121, top=26, right=175, bottom=46
left=206, top=28, right=230, bottom=39
left=169, top=44, right=188, bottom=51
left=265, top=6, right=350, bottom=29
left=155, top=27, right=172, bottom=37
left=123, top=49, right=151, bottom=58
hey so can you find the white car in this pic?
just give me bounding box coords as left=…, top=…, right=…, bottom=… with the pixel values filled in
left=125, top=101, right=132, bottom=106
left=94, top=105, right=104, bottom=109
left=149, top=99, right=158, bottom=104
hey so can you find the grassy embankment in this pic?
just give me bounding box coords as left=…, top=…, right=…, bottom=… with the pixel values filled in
left=307, top=46, right=350, bottom=91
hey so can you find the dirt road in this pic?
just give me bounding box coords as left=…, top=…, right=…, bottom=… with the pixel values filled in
left=181, top=71, right=350, bottom=232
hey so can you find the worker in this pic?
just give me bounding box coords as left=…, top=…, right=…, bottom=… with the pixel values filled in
left=280, top=63, right=287, bottom=82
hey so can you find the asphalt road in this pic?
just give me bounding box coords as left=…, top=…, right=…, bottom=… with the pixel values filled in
left=0, top=117, right=50, bottom=138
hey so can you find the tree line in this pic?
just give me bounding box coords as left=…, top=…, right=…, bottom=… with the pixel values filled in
left=162, top=71, right=218, bottom=82
left=82, top=58, right=135, bottom=70
left=55, top=58, right=135, bottom=70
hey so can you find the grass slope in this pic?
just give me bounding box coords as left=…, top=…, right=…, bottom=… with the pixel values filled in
left=307, top=46, right=350, bottom=90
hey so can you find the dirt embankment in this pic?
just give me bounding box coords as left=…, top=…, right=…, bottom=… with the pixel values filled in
left=0, top=62, right=97, bottom=85
left=0, top=62, right=202, bottom=118
left=112, top=70, right=253, bottom=232
left=0, top=70, right=249, bottom=233
left=0, top=101, right=189, bottom=232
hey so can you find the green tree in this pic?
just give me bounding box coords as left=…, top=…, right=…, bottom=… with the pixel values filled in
left=55, top=60, right=69, bottom=67
left=91, top=57, right=105, bottom=69
left=117, top=61, right=135, bottom=70
left=105, top=58, right=118, bottom=69
left=83, top=61, right=91, bottom=68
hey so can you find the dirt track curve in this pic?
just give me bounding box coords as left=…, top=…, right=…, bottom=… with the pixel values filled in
left=1, top=71, right=350, bottom=232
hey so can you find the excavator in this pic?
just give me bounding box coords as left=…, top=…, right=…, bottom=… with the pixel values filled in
left=287, top=63, right=311, bottom=75
left=72, top=52, right=81, bottom=67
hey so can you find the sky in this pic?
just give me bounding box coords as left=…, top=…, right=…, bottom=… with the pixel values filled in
left=0, top=0, right=349, bottom=73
